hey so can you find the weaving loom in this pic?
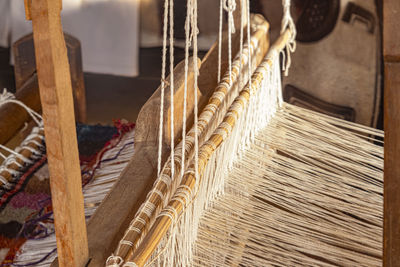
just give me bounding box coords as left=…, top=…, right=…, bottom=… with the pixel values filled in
left=101, top=1, right=384, bottom=266
left=1, top=0, right=398, bottom=266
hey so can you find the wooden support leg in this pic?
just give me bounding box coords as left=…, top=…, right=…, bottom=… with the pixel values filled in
left=25, top=0, right=89, bottom=266
left=383, top=0, right=400, bottom=265
left=384, top=62, right=400, bottom=267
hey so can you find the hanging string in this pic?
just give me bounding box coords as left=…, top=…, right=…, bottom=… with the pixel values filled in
left=217, top=0, right=223, bottom=83
left=157, top=0, right=169, bottom=177
left=192, top=0, right=199, bottom=189
left=280, top=0, right=296, bottom=76
left=246, top=0, right=252, bottom=89
left=224, top=0, right=236, bottom=35
left=169, top=0, right=175, bottom=178
left=224, top=0, right=236, bottom=84
left=0, top=89, right=42, bottom=126
left=181, top=0, right=192, bottom=178
left=238, top=0, right=244, bottom=89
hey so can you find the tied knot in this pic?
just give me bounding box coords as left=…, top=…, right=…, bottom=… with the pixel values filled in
left=0, top=88, right=15, bottom=105
left=223, top=0, right=236, bottom=12
left=0, top=88, right=43, bottom=125
left=161, top=78, right=170, bottom=87
left=185, top=0, right=200, bottom=47
left=106, top=255, right=124, bottom=267
left=223, top=0, right=236, bottom=34
left=280, top=0, right=297, bottom=76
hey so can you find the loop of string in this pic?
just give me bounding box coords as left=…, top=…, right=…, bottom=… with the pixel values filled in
left=0, top=89, right=43, bottom=126
left=106, top=255, right=124, bottom=267
left=225, top=0, right=236, bottom=84
left=218, top=0, right=237, bottom=84
left=223, top=0, right=236, bottom=34
left=280, top=0, right=296, bottom=76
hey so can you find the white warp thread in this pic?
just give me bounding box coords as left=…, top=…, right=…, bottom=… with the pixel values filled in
left=217, top=0, right=223, bottom=83
left=157, top=0, right=169, bottom=178
left=181, top=0, right=192, bottom=178
left=224, top=0, right=236, bottom=83
left=280, top=0, right=296, bottom=76
left=192, top=0, right=200, bottom=192
left=169, top=0, right=175, bottom=179
left=246, top=0, right=252, bottom=88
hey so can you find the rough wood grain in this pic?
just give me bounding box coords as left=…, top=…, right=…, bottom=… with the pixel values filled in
left=13, top=33, right=87, bottom=123
left=29, top=0, right=89, bottom=266
left=134, top=58, right=201, bottom=145
left=383, top=0, right=400, bottom=265
left=384, top=62, right=400, bottom=267
left=383, top=0, right=400, bottom=62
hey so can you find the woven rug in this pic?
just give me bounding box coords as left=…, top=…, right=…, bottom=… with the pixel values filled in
left=0, top=120, right=135, bottom=266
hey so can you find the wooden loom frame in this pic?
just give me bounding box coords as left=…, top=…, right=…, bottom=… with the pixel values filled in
left=383, top=0, right=400, bottom=266
left=9, top=0, right=397, bottom=266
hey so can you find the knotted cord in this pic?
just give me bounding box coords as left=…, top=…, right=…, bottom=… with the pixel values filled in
left=224, top=0, right=236, bottom=83
left=280, top=0, right=296, bottom=75
left=0, top=89, right=45, bottom=189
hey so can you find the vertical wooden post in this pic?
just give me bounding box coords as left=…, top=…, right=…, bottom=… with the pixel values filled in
left=25, top=0, right=89, bottom=266
left=383, top=0, right=400, bottom=266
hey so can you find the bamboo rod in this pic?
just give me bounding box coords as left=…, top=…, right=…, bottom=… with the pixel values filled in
left=128, top=29, right=291, bottom=267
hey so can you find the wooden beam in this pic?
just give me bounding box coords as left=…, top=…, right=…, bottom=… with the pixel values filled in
left=384, top=62, right=400, bottom=266
left=384, top=0, right=400, bottom=266
left=28, top=1, right=89, bottom=266
left=13, top=33, right=87, bottom=123
left=383, top=0, right=400, bottom=62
